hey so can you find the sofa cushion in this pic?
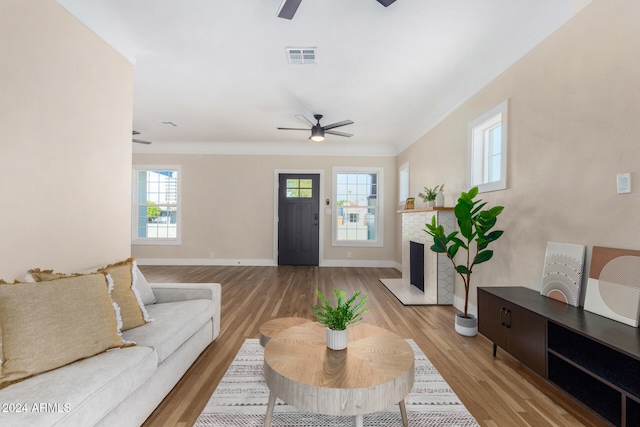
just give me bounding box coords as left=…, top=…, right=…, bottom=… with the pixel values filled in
left=0, top=274, right=130, bottom=389
left=122, top=299, right=214, bottom=363
left=0, top=346, right=157, bottom=427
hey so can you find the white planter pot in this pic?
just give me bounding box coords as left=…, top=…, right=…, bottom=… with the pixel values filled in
left=435, top=191, right=445, bottom=207
left=455, top=313, right=477, bottom=337
left=427, top=200, right=435, bottom=208
left=326, top=328, right=348, bottom=350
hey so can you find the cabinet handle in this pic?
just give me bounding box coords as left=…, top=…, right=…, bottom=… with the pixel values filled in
left=500, top=308, right=506, bottom=326
left=506, top=309, right=512, bottom=328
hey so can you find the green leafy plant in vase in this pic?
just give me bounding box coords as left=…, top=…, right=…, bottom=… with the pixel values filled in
left=424, top=187, right=504, bottom=336
left=312, top=289, right=370, bottom=350
left=418, top=184, right=443, bottom=208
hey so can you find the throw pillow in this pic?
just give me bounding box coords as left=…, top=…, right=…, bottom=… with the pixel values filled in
left=98, top=258, right=153, bottom=330
left=0, top=274, right=131, bottom=389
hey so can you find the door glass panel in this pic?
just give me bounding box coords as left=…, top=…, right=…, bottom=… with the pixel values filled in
left=286, top=178, right=312, bottom=198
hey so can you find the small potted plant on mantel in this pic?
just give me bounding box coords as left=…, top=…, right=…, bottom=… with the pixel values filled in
left=424, top=187, right=504, bottom=336
left=312, top=289, right=370, bottom=350
left=418, top=184, right=444, bottom=208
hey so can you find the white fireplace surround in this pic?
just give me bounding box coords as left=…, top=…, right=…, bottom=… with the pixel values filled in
left=403, top=209, right=455, bottom=304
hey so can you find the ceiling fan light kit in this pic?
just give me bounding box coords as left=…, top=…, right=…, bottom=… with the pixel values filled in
left=310, top=127, right=324, bottom=142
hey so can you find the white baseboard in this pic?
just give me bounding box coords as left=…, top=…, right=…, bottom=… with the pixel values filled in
left=136, top=258, right=277, bottom=266
left=136, top=258, right=396, bottom=268
left=394, top=261, right=402, bottom=272
left=319, top=260, right=396, bottom=268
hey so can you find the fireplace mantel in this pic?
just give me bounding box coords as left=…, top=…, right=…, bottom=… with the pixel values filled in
left=396, top=207, right=454, bottom=214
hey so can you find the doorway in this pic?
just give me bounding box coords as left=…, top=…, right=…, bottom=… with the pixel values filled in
left=277, top=173, right=320, bottom=266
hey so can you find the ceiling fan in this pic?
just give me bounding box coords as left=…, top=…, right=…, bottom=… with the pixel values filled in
left=278, top=114, right=354, bottom=142
left=132, top=130, right=152, bottom=145
left=277, top=0, right=396, bottom=20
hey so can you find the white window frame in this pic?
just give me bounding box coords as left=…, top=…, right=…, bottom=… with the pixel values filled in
left=398, top=162, right=410, bottom=206
left=332, top=166, right=384, bottom=248
left=469, top=100, right=508, bottom=193
left=132, top=165, right=181, bottom=245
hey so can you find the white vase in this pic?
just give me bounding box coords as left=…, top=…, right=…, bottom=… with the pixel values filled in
left=326, top=328, right=348, bottom=350
left=435, top=191, right=445, bottom=207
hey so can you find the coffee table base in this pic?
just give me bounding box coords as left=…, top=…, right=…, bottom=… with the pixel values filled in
left=264, top=391, right=408, bottom=427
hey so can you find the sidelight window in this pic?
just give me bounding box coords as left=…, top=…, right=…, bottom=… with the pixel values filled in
left=332, top=167, right=383, bottom=247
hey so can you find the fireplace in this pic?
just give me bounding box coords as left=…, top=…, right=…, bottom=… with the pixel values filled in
left=410, top=241, right=425, bottom=291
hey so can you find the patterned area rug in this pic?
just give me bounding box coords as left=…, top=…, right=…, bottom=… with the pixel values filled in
left=194, top=339, right=479, bottom=427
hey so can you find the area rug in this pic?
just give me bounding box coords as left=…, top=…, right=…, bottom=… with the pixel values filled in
left=194, top=338, right=478, bottom=427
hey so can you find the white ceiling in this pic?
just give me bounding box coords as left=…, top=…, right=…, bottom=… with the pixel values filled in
left=57, top=0, right=592, bottom=156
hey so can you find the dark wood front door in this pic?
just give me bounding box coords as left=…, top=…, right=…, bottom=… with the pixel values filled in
left=278, top=174, right=320, bottom=266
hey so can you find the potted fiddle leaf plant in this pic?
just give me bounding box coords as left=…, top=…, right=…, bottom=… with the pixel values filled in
left=312, top=289, right=370, bottom=350
left=424, top=187, right=504, bottom=336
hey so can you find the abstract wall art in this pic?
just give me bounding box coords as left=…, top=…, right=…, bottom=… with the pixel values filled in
left=583, top=246, right=640, bottom=327
left=540, top=241, right=586, bottom=306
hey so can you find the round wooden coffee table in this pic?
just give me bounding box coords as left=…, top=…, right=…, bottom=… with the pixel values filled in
left=263, top=322, right=415, bottom=427
left=258, top=317, right=312, bottom=347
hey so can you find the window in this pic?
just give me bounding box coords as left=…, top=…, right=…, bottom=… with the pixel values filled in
left=398, top=162, right=409, bottom=205
left=469, top=100, right=508, bottom=193
left=286, top=178, right=313, bottom=198
left=132, top=165, right=181, bottom=245
left=332, top=167, right=383, bottom=247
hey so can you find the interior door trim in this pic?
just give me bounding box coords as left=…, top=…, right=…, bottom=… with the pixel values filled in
left=273, top=169, right=325, bottom=266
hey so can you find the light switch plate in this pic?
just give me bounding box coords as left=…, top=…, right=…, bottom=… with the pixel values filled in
left=617, top=173, right=631, bottom=194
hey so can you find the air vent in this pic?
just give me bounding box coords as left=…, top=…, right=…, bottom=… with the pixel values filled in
left=285, top=47, right=317, bottom=64
left=160, top=121, right=178, bottom=127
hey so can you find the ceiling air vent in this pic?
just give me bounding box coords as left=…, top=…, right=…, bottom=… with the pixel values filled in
left=286, top=47, right=317, bottom=65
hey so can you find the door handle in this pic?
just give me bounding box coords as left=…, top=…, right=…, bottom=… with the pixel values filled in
left=314, top=213, right=319, bottom=220
left=500, top=308, right=506, bottom=326
left=505, top=309, right=512, bottom=328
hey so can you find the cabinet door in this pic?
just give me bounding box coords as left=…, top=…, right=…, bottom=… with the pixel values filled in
left=478, top=289, right=507, bottom=350
left=505, top=304, right=546, bottom=377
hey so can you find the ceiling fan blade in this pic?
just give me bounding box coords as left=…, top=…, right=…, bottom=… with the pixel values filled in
left=132, top=138, right=152, bottom=145
left=277, top=127, right=310, bottom=131
left=295, top=115, right=314, bottom=128
left=277, top=0, right=302, bottom=19
left=376, top=0, right=397, bottom=6
left=323, top=120, right=354, bottom=130
left=325, top=130, right=353, bottom=138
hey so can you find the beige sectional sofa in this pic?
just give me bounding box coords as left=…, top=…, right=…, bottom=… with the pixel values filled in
left=0, top=265, right=221, bottom=427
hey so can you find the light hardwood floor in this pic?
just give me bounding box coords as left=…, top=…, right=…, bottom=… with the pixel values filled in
left=140, top=265, right=605, bottom=427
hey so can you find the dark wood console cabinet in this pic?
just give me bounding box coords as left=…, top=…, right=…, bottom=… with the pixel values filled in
left=478, top=286, right=640, bottom=427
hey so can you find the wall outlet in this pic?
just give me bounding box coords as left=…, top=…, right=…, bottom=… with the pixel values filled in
left=209, top=252, right=215, bottom=259
left=347, top=251, right=352, bottom=258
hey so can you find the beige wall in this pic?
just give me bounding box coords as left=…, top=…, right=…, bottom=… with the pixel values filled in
left=0, top=0, right=133, bottom=280
left=397, top=0, right=640, bottom=314
left=132, top=154, right=396, bottom=265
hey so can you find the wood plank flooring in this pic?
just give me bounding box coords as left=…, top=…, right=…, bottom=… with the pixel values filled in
left=139, top=265, right=606, bottom=427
